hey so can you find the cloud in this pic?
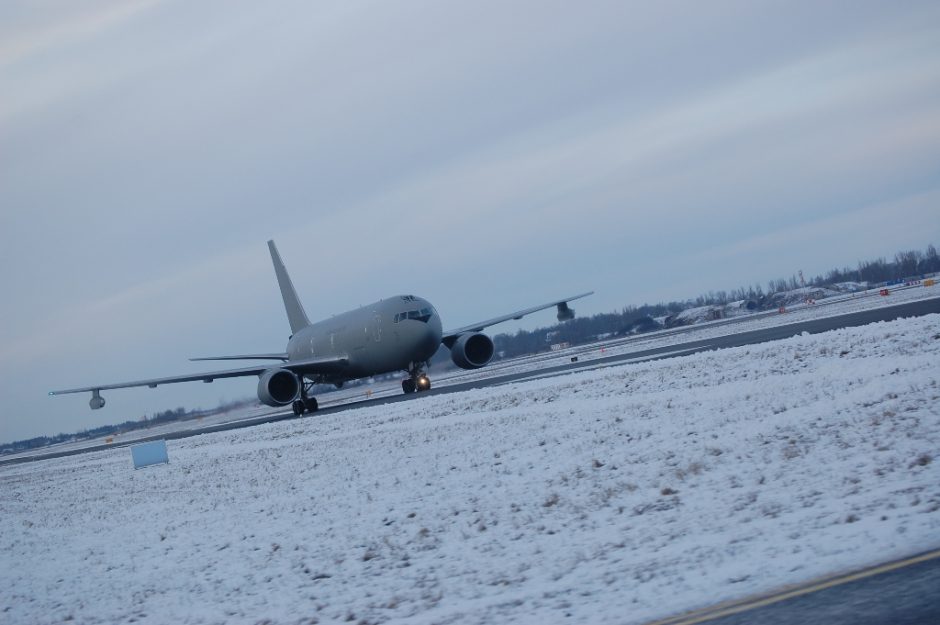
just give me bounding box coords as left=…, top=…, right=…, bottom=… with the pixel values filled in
left=0, top=0, right=161, bottom=68
left=0, top=242, right=274, bottom=366
left=2, top=1, right=940, bottom=441
left=689, top=188, right=940, bottom=269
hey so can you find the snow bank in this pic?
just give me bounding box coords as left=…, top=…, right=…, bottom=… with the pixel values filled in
left=2, top=315, right=939, bottom=624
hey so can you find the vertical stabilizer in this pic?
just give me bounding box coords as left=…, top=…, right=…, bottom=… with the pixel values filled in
left=268, top=240, right=311, bottom=334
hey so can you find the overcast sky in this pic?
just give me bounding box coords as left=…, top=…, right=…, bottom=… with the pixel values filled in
left=2, top=0, right=939, bottom=442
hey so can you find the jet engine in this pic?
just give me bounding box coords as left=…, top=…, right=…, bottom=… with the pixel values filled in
left=257, top=368, right=300, bottom=406
left=450, top=332, right=495, bottom=369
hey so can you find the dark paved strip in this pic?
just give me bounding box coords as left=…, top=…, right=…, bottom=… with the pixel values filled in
left=432, top=296, right=940, bottom=393
left=4, top=297, right=938, bottom=466
left=648, top=549, right=940, bottom=625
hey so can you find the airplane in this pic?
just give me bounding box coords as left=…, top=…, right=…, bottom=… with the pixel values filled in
left=50, top=241, right=592, bottom=416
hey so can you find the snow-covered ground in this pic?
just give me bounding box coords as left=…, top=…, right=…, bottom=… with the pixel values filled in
left=2, top=313, right=939, bottom=624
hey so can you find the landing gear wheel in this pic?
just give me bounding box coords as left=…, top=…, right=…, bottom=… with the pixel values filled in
left=402, top=379, right=416, bottom=394
left=296, top=379, right=318, bottom=415
left=416, top=374, right=431, bottom=392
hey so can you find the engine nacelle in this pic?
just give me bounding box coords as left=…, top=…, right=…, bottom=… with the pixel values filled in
left=450, top=332, right=495, bottom=369
left=257, top=368, right=300, bottom=406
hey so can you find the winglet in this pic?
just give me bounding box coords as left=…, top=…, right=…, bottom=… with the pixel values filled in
left=268, top=240, right=311, bottom=334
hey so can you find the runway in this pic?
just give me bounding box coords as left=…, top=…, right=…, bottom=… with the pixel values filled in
left=648, top=549, right=940, bottom=625
left=5, top=296, right=937, bottom=467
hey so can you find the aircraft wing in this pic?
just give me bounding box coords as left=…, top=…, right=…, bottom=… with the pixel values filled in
left=442, top=291, right=593, bottom=342
left=49, top=355, right=348, bottom=396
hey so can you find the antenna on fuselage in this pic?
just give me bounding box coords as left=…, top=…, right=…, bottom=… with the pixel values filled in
left=267, top=240, right=311, bottom=334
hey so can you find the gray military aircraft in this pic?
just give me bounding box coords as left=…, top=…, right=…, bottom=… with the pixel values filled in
left=50, top=241, right=592, bottom=416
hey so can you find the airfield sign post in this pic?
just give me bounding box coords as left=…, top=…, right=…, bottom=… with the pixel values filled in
left=130, top=440, right=170, bottom=469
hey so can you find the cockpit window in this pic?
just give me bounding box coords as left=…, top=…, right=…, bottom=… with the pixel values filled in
left=394, top=308, right=433, bottom=323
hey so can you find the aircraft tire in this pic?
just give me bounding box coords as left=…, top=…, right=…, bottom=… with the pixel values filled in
left=417, top=375, right=431, bottom=391
left=304, top=397, right=319, bottom=413
left=292, top=400, right=305, bottom=416
left=402, top=379, right=416, bottom=394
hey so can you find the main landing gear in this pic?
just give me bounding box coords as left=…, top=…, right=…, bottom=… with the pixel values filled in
left=292, top=380, right=319, bottom=416
left=402, top=363, right=431, bottom=394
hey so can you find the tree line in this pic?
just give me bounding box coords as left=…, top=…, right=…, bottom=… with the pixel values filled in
left=493, top=243, right=938, bottom=359
left=2, top=400, right=254, bottom=455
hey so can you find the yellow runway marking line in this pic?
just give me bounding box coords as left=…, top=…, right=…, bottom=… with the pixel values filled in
left=646, top=549, right=940, bottom=625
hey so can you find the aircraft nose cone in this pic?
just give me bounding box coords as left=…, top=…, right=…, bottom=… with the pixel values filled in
left=416, top=314, right=443, bottom=360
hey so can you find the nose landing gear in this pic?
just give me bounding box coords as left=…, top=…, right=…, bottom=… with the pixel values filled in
left=402, top=363, right=432, bottom=394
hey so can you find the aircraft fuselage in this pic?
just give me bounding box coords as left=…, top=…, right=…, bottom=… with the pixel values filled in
left=48, top=239, right=591, bottom=414
left=286, top=295, right=443, bottom=380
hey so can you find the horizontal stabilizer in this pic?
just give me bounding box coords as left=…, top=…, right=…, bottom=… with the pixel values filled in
left=190, top=353, right=288, bottom=362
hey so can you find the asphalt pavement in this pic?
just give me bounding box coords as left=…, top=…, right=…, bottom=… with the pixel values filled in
left=648, top=549, right=940, bottom=625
